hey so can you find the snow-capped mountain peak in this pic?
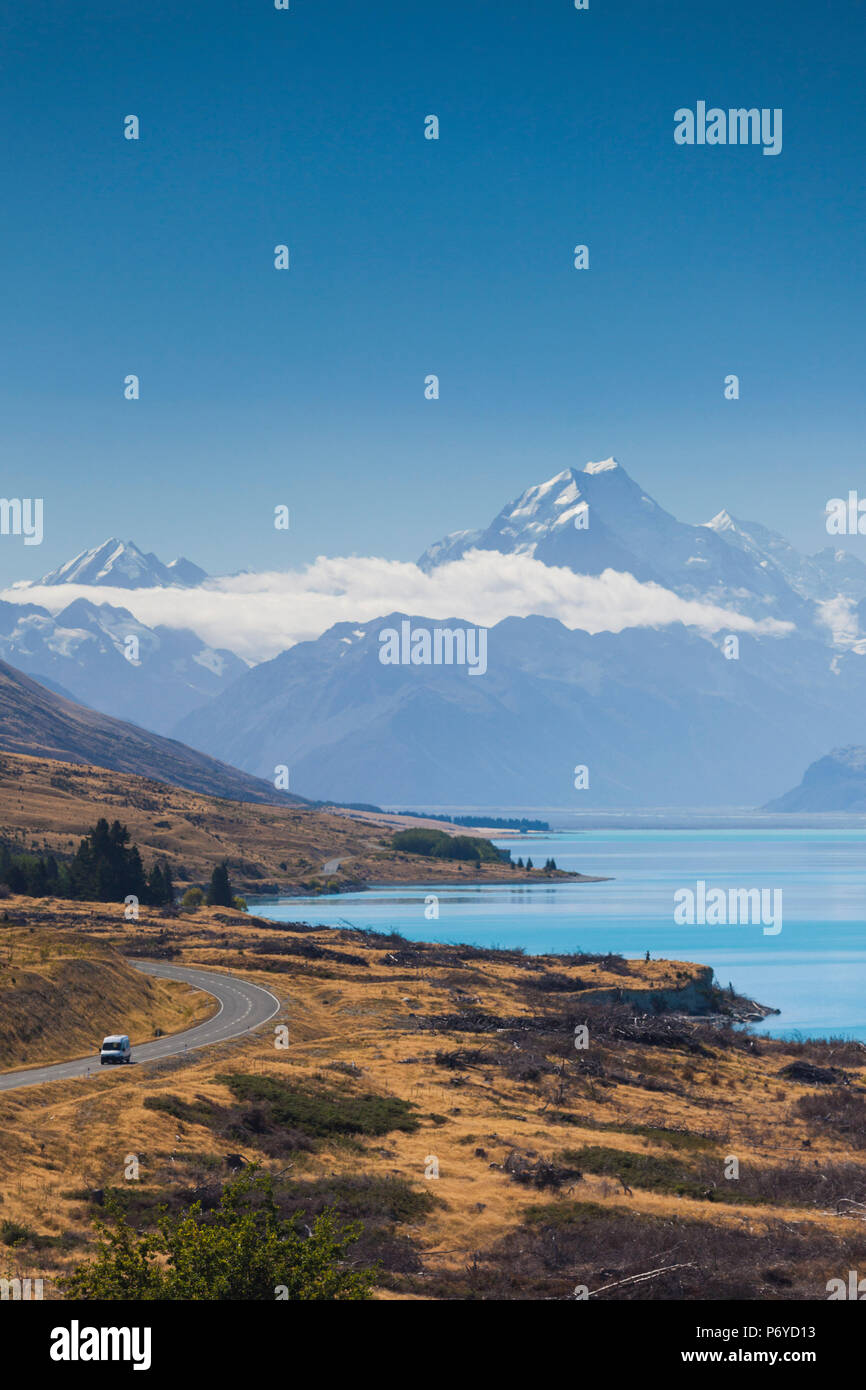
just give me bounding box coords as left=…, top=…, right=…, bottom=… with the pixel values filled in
left=165, top=556, right=209, bottom=586
left=704, top=508, right=736, bottom=533
left=37, top=539, right=208, bottom=589
left=417, top=457, right=819, bottom=624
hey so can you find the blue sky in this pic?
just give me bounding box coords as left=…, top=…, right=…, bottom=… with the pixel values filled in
left=1, top=0, right=864, bottom=586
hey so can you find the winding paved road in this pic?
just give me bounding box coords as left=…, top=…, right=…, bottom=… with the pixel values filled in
left=0, top=959, right=281, bottom=1094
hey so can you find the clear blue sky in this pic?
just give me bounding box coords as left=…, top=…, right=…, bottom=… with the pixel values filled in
left=1, top=0, right=864, bottom=586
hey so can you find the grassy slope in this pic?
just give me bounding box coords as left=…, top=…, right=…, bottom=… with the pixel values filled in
left=0, top=660, right=297, bottom=806
left=0, top=925, right=213, bottom=1069
left=0, top=752, right=580, bottom=893
left=2, top=898, right=866, bottom=1300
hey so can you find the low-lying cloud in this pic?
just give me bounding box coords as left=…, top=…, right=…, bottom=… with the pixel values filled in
left=5, top=550, right=793, bottom=663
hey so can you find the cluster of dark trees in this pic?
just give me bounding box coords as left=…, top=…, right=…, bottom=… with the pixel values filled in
left=391, top=827, right=507, bottom=864
left=0, top=819, right=174, bottom=905
left=397, top=812, right=551, bottom=832
left=512, top=856, right=557, bottom=870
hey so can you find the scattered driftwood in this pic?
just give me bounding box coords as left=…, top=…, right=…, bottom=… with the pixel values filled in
left=504, top=1148, right=582, bottom=1191
left=824, top=1197, right=866, bottom=1219
left=587, top=1262, right=697, bottom=1297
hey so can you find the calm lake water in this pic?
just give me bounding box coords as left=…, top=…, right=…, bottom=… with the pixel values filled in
left=253, top=828, right=866, bottom=1041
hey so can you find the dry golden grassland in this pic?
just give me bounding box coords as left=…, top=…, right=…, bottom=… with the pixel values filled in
left=0, top=752, right=582, bottom=893
left=2, top=897, right=866, bottom=1300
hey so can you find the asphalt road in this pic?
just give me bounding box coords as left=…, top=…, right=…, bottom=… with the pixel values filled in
left=0, top=959, right=281, bottom=1093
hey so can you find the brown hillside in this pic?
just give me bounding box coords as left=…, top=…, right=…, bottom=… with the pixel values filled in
left=0, top=658, right=300, bottom=806
left=0, top=752, right=588, bottom=893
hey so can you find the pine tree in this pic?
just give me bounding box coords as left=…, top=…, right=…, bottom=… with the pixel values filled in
left=6, top=863, right=27, bottom=893
left=147, top=865, right=165, bottom=905
left=126, top=846, right=147, bottom=902
left=45, top=855, right=60, bottom=892
left=207, top=861, right=234, bottom=908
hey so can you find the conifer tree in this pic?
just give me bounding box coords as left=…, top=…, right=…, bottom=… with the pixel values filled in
left=207, top=861, right=234, bottom=908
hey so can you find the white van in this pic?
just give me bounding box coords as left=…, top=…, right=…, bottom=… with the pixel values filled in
left=100, top=1035, right=131, bottom=1066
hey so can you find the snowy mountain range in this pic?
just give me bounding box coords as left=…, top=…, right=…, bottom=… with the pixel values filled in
left=0, top=596, right=245, bottom=733
left=7, top=456, right=866, bottom=806
left=702, top=508, right=866, bottom=605
left=169, top=458, right=866, bottom=805
left=419, top=458, right=866, bottom=628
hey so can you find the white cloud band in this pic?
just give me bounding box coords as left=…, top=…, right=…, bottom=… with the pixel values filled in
left=4, top=550, right=793, bottom=663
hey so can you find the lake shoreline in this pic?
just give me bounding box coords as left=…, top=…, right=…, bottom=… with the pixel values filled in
left=251, top=822, right=866, bottom=1040
left=247, top=871, right=613, bottom=899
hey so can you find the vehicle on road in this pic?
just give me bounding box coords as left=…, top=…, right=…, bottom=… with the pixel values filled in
left=100, top=1034, right=131, bottom=1065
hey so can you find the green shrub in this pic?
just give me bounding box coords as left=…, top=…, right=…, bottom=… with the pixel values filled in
left=277, top=1175, right=436, bottom=1225
left=559, top=1145, right=705, bottom=1198
left=220, top=1074, right=420, bottom=1138
left=0, top=1219, right=32, bottom=1247
left=60, top=1167, right=375, bottom=1301
left=143, top=1094, right=216, bottom=1126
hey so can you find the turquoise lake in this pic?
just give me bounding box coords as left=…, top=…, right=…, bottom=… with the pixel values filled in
left=253, top=827, right=866, bottom=1041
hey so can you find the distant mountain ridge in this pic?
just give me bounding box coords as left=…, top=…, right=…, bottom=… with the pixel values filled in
left=702, top=509, right=866, bottom=604
left=0, top=596, right=246, bottom=734
left=764, top=747, right=866, bottom=812
left=0, top=659, right=300, bottom=806
left=173, top=610, right=866, bottom=807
